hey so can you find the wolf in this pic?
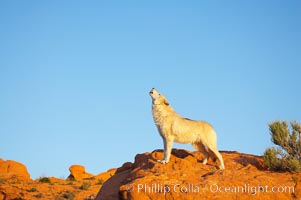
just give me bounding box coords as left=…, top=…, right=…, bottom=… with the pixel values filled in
left=149, top=88, right=225, bottom=169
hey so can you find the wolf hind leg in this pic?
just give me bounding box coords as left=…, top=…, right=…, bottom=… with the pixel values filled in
left=192, top=142, right=209, bottom=165
left=207, top=145, right=225, bottom=170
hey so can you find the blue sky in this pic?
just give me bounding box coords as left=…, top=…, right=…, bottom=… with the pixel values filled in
left=0, top=1, right=300, bottom=178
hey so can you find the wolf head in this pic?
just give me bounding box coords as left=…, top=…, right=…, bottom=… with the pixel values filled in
left=149, top=88, right=169, bottom=106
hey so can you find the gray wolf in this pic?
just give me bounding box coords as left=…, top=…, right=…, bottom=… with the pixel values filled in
left=149, top=88, right=225, bottom=169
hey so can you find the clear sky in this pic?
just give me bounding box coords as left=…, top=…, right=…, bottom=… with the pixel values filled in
left=0, top=1, right=300, bottom=179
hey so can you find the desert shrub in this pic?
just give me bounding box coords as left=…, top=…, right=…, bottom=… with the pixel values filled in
left=34, top=193, right=43, bottom=199
left=0, top=176, right=5, bottom=184
left=27, top=187, right=38, bottom=192
left=264, top=121, right=301, bottom=172
left=66, top=176, right=76, bottom=182
left=79, top=182, right=91, bottom=190
left=67, top=181, right=74, bottom=185
left=12, top=198, right=22, bottom=200
left=291, top=176, right=299, bottom=184
left=62, top=190, right=75, bottom=200
left=39, top=177, right=51, bottom=183
left=96, top=179, right=104, bottom=185
left=12, top=196, right=23, bottom=200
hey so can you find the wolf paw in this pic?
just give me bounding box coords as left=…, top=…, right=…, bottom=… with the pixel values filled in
left=157, top=160, right=168, bottom=164
left=218, top=165, right=225, bottom=170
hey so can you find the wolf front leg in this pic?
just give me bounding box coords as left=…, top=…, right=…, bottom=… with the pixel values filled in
left=158, top=136, right=173, bottom=164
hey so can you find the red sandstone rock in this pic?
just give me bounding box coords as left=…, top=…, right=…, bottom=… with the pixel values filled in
left=0, top=152, right=300, bottom=200
left=0, top=159, right=114, bottom=200
left=96, top=149, right=300, bottom=200
left=95, top=168, right=117, bottom=182
left=68, top=165, right=94, bottom=180
left=0, top=159, right=30, bottom=181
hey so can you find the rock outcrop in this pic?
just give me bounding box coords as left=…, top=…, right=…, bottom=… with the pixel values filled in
left=67, top=165, right=94, bottom=180
left=1, top=151, right=300, bottom=200
left=95, top=168, right=117, bottom=182
left=0, top=159, right=30, bottom=181
left=96, top=149, right=301, bottom=200
left=0, top=161, right=115, bottom=200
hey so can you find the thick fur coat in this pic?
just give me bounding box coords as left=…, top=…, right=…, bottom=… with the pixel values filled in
left=149, top=88, right=225, bottom=169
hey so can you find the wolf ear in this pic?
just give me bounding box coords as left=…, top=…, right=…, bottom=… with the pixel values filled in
left=163, top=97, right=169, bottom=106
